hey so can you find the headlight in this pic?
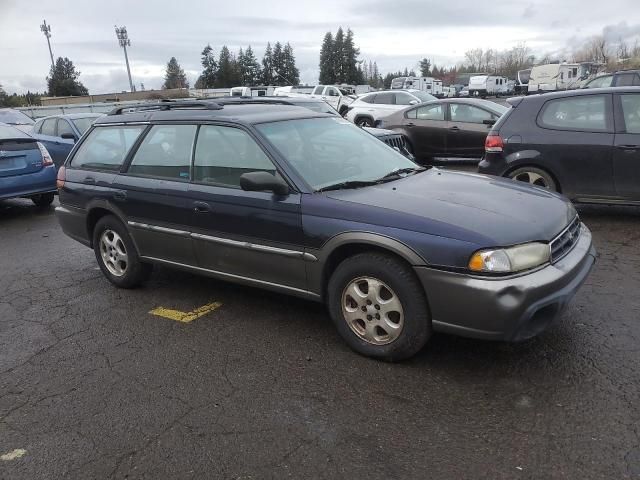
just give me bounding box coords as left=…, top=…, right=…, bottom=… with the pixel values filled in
left=468, top=242, right=550, bottom=273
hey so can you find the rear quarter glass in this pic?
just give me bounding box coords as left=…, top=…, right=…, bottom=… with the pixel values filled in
left=489, top=105, right=515, bottom=134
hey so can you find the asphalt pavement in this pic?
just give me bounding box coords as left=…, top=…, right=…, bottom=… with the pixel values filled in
left=1, top=197, right=639, bottom=479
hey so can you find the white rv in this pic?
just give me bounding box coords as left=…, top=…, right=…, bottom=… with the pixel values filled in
left=468, top=75, right=499, bottom=97
left=527, top=63, right=601, bottom=93
left=390, top=77, right=443, bottom=97
left=229, top=86, right=276, bottom=97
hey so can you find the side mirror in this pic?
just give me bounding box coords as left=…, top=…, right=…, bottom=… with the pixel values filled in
left=409, top=100, right=419, bottom=105
left=240, top=171, right=289, bottom=196
left=483, top=119, right=496, bottom=126
left=60, top=132, right=76, bottom=142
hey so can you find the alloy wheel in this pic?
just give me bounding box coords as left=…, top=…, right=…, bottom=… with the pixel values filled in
left=341, top=276, right=404, bottom=345
left=99, top=229, right=128, bottom=277
left=511, top=170, right=550, bottom=188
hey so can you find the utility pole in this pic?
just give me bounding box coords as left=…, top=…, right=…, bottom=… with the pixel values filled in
left=115, top=26, right=135, bottom=92
left=40, top=20, right=54, bottom=70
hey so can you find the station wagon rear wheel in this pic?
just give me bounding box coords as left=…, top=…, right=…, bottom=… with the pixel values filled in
left=328, top=252, right=431, bottom=361
left=93, top=215, right=152, bottom=289
left=508, top=167, right=558, bottom=192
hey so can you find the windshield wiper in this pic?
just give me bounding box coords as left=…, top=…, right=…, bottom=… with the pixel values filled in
left=317, top=180, right=380, bottom=192
left=376, top=166, right=428, bottom=182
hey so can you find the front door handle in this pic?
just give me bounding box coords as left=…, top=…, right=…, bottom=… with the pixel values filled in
left=193, top=201, right=212, bottom=214
left=617, top=145, right=639, bottom=151
left=449, top=126, right=460, bottom=131
left=113, top=190, right=127, bottom=201
left=83, top=176, right=96, bottom=185
left=406, top=123, right=415, bottom=127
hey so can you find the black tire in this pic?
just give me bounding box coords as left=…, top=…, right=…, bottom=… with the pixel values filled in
left=32, top=192, right=54, bottom=207
left=507, top=166, right=558, bottom=192
left=339, top=107, right=349, bottom=117
left=92, top=215, right=152, bottom=289
left=355, top=117, right=374, bottom=128
left=327, top=252, right=432, bottom=362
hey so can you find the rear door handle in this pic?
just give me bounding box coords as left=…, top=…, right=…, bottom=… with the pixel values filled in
left=449, top=126, right=460, bottom=131
left=193, top=201, right=212, bottom=213
left=83, top=176, right=96, bottom=185
left=617, top=145, right=639, bottom=151
left=406, top=123, right=415, bottom=127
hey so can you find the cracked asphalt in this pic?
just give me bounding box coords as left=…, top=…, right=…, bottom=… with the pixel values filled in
left=1, top=198, right=639, bottom=479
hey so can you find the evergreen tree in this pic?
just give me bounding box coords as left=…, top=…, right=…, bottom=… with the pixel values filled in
left=262, top=43, right=274, bottom=85
left=243, top=46, right=262, bottom=86
left=343, top=29, right=362, bottom=84
left=237, top=48, right=247, bottom=85
left=272, top=42, right=286, bottom=85
left=319, top=32, right=335, bottom=84
left=419, top=58, right=431, bottom=77
left=333, top=27, right=345, bottom=83
left=215, top=46, right=237, bottom=87
left=195, top=44, right=217, bottom=89
left=163, top=57, right=188, bottom=89
left=46, top=57, right=89, bottom=96
left=281, top=43, right=300, bottom=85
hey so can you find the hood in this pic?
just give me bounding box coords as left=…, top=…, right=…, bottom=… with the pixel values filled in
left=325, top=169, right=576, bottom=247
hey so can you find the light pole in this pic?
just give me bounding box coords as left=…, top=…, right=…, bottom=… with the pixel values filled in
left=115, top=26, right=135, bottom=92
left=40, top=20, right=54, bottom=70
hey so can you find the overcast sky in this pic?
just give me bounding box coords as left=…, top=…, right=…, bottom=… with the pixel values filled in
left=1, top=0, right=638, bottom=94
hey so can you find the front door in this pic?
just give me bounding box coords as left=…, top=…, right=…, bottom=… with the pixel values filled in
left=114, top=124, right=198, bottom=266
left=404, top=103, right=447, bottom=159
left=613, top=93, right=640, bottom=201
left=447, top=102, right=498, bottom=158
left=187, top=124, right=306, bottom=289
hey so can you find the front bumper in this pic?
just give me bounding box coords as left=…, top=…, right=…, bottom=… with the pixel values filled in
left=415, top=224, right=596, bottom=341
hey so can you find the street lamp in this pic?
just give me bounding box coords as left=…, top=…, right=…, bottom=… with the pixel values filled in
left=40, top=20, right=54, bottom=70
left=115, top=26, right=135, bottom=93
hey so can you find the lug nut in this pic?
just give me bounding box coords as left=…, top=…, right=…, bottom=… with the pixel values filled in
left=374, top=305, right=380, bottom=310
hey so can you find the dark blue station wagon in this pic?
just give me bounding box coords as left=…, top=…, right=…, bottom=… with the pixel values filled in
left=56, top=101, right=596, bottom=361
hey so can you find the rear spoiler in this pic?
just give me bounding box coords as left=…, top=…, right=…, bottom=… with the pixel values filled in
left=506, top=96, right=524, bottom=107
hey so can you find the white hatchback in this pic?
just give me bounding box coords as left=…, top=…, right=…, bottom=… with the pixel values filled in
left=345, top=89, right=436, bottom=127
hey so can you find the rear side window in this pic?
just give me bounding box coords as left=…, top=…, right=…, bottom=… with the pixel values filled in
left=40, top=118, right=56, bottom=136
left=395, top=92, right=416, bottom=105
left=71, top=126, right=145, bottom=171
left=193, top=125, right=276, bottom=188
left=538, top=95, right=610, bottom=132
left=450, top=104, right=496, bottom=124
left=313, top=86, right=324, bottom=95
left=585, top=75, right=613, bottom=88
left=325, top=87, right=339, bottom=97
left=359, top=94, right=376, bottom=104
left=374, top=93, right=394, bottom=105
left=620, top=94, right=640, bottom=134
left=407, top=104, right=445, bottom=121
left=128, top=125, right=197, bottom=181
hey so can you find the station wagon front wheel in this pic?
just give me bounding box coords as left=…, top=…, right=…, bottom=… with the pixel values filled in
left=92, top=215, right=152, bottom=289
left=328, top=252, right=432, bottom=361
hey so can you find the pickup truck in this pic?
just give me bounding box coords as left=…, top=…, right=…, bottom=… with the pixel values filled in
left=309, top=85, right=356, bottom=116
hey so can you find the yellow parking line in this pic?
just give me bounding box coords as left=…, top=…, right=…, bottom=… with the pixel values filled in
left=149, top=302, right=222, bottom=323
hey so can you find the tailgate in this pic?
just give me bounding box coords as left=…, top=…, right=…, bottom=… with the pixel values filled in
left=0, top=139, right=43, bottom=178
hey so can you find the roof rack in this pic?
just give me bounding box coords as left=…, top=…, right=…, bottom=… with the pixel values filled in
left=108, top=100, right=223, bottom=116
left=212, top=96, right=294, bottom=106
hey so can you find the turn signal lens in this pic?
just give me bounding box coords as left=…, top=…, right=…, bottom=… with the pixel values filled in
left=468, top=243, right=550, bottom=273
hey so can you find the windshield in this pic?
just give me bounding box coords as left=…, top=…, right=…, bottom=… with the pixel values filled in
left=408, top=90, right=437, bottom=102
left=71, top=116, right=100, bottom=134
left=257, top=117, right=417, bottom=191
left=0, top=110, right=34, bottom=125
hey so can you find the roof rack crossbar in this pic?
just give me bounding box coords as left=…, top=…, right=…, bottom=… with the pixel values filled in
left=108, top=100, right=223, bottom=116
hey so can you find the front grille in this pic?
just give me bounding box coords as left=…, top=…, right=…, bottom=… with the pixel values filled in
left=550, top=216, right=581, bottom=263
left=383, top=135, right=406, bottom=151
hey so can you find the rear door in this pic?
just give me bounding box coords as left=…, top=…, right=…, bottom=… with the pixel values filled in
left=403, top=103, right=447, bottom=158
left=447, top=102, right=499, bottom=158
left=114, top=124, right=198, bottom=266
left=534, top=93, right=615, bottom=198
left=613, top=92, right=640, bottom=201
left=187, top=124, right=306, bottom=289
